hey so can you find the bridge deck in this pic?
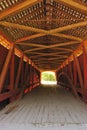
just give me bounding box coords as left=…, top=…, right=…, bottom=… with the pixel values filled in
left=0, top=85, right=87, bottom=130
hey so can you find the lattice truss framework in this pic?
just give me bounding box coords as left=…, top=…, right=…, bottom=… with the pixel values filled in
left=0, top=0, right=87, bottom=70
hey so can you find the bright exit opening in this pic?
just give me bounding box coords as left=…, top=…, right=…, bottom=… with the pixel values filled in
left=41, top=71, right=57, bottom=85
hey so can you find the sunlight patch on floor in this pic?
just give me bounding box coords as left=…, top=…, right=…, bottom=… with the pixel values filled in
left=41, top=80, right=57, bottom=85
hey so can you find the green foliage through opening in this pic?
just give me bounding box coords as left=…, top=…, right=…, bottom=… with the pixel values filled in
left=42, top=72, right=56, bottom=81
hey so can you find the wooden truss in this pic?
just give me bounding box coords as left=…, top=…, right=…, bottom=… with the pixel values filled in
left=0, top=0, right=86, bottom=70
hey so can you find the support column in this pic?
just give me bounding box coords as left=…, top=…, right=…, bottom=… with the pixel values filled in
left=29, top=63, right=33, bottom=91
left=0, top=44, right=14, bottom=93
left=15, top=54, right=23, bottom=89
left=83, top=44, right=87, bottom=102
left=10, top=47, right=14, bottom=90
left=24, top=60, right=29, bottom=84
left=73, top=58, right=77, bottom=87
left=32, top=63, right=34, bottom=88
left=73, top=54, right=84, bottom=90
left=55, top=71, right=58, bottom=85
left=20, top=60, right=29, bottom=99
left=21, top=59, right=24, bottom=87
left=83, top=45, right=87, bottom=89
left=39, top=71, right=41, bottom=85
left=68, top=59, right=73, bottom=81
left=9, top=45, right=15, bottom=101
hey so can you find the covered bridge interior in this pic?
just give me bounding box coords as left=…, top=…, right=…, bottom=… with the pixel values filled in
left=0, top=0, right=87, bottom=129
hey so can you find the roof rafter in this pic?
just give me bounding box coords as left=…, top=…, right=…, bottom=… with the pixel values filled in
left=17, top=41, right=79, bottom=49
left=36, top=60, right=62, bottom=62
left=24, top=46, right=73, bottom=53
left=53, top=33, right=82, bottom=42
left=16, top=34, right=46, bottom=43
left=29, top=53, right=68, bottom=58
left=31, top=52, right=65, bottom=57
left=0, top=21, right=47, bottom=34
left=49, top=20, right=87, bottom=34
left=0, top=20, right=85, bottom=42
left=34, top=56, right=67, bottom=63
left=16, top=42, right=47, bottom=48
left=27, top=51, right=71, bottom=55
left=16, top=33, right=82, bottom=43
left=22, top=41, right=78, bottom=53
left=32, top=56, right=68, bottom=61
left=48, top=41, right=79, bottom=47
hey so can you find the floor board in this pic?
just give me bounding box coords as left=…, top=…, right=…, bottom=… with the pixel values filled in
left=0, top=85, right=87, bottom=129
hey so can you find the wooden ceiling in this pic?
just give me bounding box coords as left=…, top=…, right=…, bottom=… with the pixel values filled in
left=0, top=0, right=87, bottom=71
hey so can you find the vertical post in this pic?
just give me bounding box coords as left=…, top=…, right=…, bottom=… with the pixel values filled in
left=83, top=45, right=87, bottom=89
left=55, top=71, right=58, bottom=85
left=68, top=59, right=73, bottom=80
left=10, top=46, right=14, bottom=91
left=15, top=54, right=23, bottom=89
left=39, top=71, right=41, bottom=85
left=29, top=63, right=32, bottom=91
left=83, top=43, right=87, bottom=102
left=19, top=60, right=29, bottom=99
left=21, top=60, right=24, bottom=87
left=73, top=57, right=77, bottom=87
left=0, top=44, right=14, bottom=93
left=24, top=60, right=29, bottom=83
left=28, top=62, right=31, bottom=90
left=27, top=64, right=30, bottom=89
left=33, top=67, right=35, bottom=87
left=9, top=45, right=15, bottom=101
left=73, top=54, right=84, bottom=90
left=32, top=63, right=34, bottom=88
left=65, top=65, right=68, bottom=74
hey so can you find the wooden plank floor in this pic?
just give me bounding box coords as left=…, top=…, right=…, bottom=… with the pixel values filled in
left=0, top=85, right=87, bottom=130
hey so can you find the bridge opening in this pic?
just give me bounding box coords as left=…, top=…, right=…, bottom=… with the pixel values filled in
left=0, top=0, right=87, bottom=129
left=41, top=71, right=57, bottom=85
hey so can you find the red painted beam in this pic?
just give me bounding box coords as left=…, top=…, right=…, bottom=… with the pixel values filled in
left=68, top=59, right=73, bottom=80
left=0, top=45, right=14, bottom=93
left=58, top=72, right=79, bottom=98
left=10, top=49, right=15, bottom=91
left=9, top=47, right=15, bottom=101
left=15, top=55, right=23, bottom=89
left=0, top=89, right=20, bottom=102
left=24, top=60, right=29, bottom=83
left=73, top=54, right=84, bottom=89
left=83, top=45, right=87, bottom=89
left=73, top=59, right=77, bottom=87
